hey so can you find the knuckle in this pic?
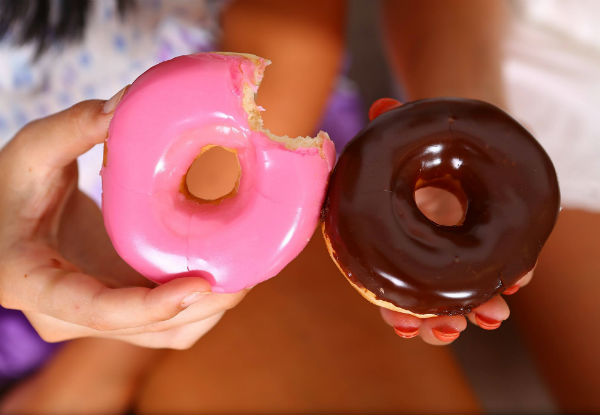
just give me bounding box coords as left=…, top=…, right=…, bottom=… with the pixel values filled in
left=0, top=296, right=16, bottom=310
left=65, top=102, right=93, bottom=138
left=166, top=327, right=200, bottom=350
left=223, top=292, right=247, bottom=310
left=0, top=279, right=19, bottom=310
left=145, top=295, right=181, bottom=323
left=169, top=341, right=192, bottom=351
left=35, top=326, right=74, bottom=343
left=136, top=321, right=170, bottom=334
left=15, top=119, right=40, bottom=141
left=86, top=313, right=116, bottom=331
left=148, top=307, right=178, bottom=323
left=168, top=336, right=197, bottom=350
left=0, top=283, right=6, bottom=309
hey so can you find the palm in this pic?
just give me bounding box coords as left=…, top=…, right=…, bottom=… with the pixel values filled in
left=57, top=185, right=151, bottom=289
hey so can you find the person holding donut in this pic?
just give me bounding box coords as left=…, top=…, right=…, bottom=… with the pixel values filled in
left=1, top=0, right=598, bottom=413
left=0, top=0, right=362, bottom=412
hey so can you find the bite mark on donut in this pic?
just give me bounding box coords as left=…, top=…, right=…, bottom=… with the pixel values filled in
left=233, top=53, right=333, bottom=160
left=178, top=53, right=334, bottom=204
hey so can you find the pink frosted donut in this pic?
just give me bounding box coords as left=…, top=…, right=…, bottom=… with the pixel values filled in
left=101, top=53, right=335, bottom=292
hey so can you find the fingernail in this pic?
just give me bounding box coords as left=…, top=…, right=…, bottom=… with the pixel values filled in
left=503, top=284, right=520, bottom=295
left=394, top=325, right=419, bottom=339
left=368, top=97, right=402, bottom=121
left=432, top=326, right=460, bottom=342
left=180, top=291, right=209, bottom=309
left=475, top=313, right=502, bottom=330
left=102, top=85, right=129, bottom=114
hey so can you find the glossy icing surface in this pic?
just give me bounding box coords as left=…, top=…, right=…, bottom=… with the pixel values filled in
left=323, top=98, right=560, bottom=315
left=102, top=53, right=335, bottom=292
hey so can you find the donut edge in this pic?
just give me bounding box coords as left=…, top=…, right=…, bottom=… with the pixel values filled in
left=231, top=52, right=334, bottom=161
left=320, top=223, right=437, bottom=319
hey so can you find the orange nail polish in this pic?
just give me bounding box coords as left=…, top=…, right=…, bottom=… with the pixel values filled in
left=475, top=313, right=502, bottom=330
left=368, top=98, right=402, bottom=121
left=432, top=326, right=460, bottom=342
left=394, top=325, right=419, bottom=339
left=503, top=284, right=520, bottom=295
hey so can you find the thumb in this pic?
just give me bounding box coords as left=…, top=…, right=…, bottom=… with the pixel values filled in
left=12, top=86, right=128, bottom=171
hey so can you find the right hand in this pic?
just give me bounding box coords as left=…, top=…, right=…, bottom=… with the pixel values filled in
left=0, top=93, right=247, bottom=349
left=379, top=185, right=534, bottom=345
left=380, top=270, right=533, bottom=345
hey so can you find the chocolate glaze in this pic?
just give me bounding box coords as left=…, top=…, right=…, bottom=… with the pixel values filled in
left=323, top=98, right=560, bottom=315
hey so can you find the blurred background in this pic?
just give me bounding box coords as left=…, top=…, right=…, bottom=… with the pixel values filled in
left=1, top=0, right=599, bottom=413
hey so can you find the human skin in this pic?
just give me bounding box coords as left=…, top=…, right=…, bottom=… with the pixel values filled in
left=510, top=209, right=600, bottom=412
left=381, top=0, right=506, bottom=106
left=0, top=338, right=160, bottom=414
left=220, top=0, right=347, bottom=138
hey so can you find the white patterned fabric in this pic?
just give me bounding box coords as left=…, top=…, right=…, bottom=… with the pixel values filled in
left=0, top=0, right=223, bottom=205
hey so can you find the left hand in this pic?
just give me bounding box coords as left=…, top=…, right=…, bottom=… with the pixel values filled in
left=0, top=95, right=247, bottom=349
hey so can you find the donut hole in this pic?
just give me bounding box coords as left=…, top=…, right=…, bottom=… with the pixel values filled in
left=184, top=145, right=241, bottom=203
left=414, top=180, right=467, bottom=226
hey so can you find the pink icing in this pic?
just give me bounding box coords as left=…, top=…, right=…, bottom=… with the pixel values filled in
left=102, top=53, right=335, bottom=292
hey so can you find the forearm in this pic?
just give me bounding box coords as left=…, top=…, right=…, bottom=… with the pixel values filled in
left=381, top=0, right=507, bottom=107
left=220, top=0, right=346, bottom=137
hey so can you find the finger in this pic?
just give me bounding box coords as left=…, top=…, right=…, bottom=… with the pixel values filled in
left=3, top=249, right=212, bottom=331
left=114, top=312, right=226, bottom=349
left=379, top=307, right=423, bottom=339
left=25, top=293, right=234, bottom=343
left=467, top=295, right=510, bottom=330
left=368, top=97, right=402, bottom=120
left=419, top=315, right=467, bottom=346
left=113, top=289, right=248, bottom=335
left=517, top=268, right=535, bottom=288
left=503, top=268, right=535, bottom=295
left=27, top=309, right=227, bottom=350
left=12, top=87, right=126, bottom=171
left=23, top=311, right=95, bottom=342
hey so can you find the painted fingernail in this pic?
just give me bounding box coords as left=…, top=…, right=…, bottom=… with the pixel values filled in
left=102, top=85, right=129, bottom=114
left=432, top=326, right=460, bottom=342
left=394, top=325, right=419, bottom=339
left=368, top=97, right=402, bottom=121
left=475, top=314, right=502, bottom=330
left=180, top=291, right=209, bottom=309
left=503, top=284, right=520, bottom=295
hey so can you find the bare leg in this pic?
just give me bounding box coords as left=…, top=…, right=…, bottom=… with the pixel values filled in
left=510, top=209, right=600, bottom=412
left=0, top=183, right=160, bottom=414
left=380, top=0, right=507, bottom=106
left=0, top=338, right=161, bottom=414
left=220, top=0, right=347, bottom=138
left=136, top=233, right=480, bottom=412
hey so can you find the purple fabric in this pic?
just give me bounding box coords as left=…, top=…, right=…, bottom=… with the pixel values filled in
left=0, top=307, right=60, bottom=384
left=318, top=79, right=366, bottom=155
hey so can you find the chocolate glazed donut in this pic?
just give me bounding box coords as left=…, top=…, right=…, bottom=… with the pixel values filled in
left=322, top=98, right=560, bottom=316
